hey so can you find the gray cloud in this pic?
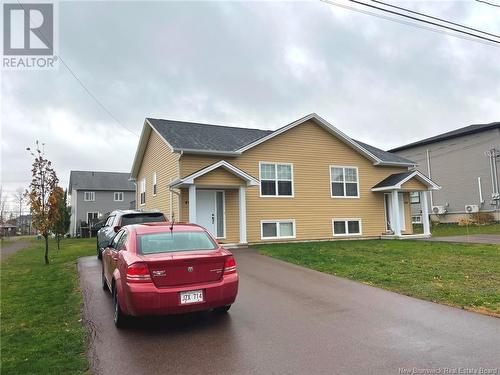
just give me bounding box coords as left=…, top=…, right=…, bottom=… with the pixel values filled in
left=2, top=0, right=499, bottom=205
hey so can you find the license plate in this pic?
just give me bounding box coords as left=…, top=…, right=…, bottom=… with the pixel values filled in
left=180, top=290, right=204, bottom=304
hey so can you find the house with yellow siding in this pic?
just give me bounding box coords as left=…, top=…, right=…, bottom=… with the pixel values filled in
left=130, top=114, right=440, bottom=245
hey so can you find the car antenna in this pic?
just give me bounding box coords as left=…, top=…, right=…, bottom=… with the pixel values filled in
left=170, top=213, right=174, bottom=231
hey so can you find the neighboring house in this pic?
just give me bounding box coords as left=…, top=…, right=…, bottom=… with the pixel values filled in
left=130, top=113, right=440, bottom=245
left=68, top=171, right=136, bottom=236
left=390, top=122, right=500, bottom=223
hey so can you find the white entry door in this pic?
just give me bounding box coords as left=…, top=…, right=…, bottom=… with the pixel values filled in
left=196, top=190, right=225, bottom=238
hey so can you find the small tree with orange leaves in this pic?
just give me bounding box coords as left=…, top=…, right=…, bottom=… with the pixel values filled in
left=26, top=142, right=59, bottom=264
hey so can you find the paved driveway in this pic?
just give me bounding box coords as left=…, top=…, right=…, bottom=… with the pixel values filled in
left=428, top=234, right=500, bottom=244
left=78, top=249, right=500, bottom=375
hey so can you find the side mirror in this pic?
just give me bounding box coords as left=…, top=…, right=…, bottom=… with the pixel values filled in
left=113, top=226, right=121, bottom=233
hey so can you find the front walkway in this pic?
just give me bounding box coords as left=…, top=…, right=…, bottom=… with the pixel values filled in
left=427, top=234, right=500, bottom=244
left=0, top=238, right=32, bottom=261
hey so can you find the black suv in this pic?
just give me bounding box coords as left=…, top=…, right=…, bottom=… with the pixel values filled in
left=96, top=210, right=166, bottom=259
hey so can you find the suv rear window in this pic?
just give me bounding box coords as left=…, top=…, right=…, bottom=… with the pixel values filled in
left=137, top=231, right=217, bottom=254
left=120, top=213, right=165, bottom=226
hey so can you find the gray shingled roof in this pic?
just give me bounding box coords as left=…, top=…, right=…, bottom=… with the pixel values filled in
left=147, top=118, right=414, bottom=165
left=353, top=140, right=415, bottom=165
left=147, top=118, right=272, bottom=152
left=372, top=171, right=414, bottom=189
left=69, top=171, right=135, bottom=191
left=389, top=122, right=500, bottom=152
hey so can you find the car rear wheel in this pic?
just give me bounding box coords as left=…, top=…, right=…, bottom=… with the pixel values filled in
left=214, top=305, right=231, bottom=313
left=113, top=286, right=128, bottom=328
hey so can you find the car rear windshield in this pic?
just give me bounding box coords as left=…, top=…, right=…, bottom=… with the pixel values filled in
left=121, top=213, right=165, bottom=226
left=137, top=231, right=218, bottom=254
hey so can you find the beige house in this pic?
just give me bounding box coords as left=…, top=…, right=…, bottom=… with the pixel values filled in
left=130, top=114, right=440, bottom=245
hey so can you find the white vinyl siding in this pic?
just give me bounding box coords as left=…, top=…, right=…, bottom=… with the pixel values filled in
left=260, top=220, right=296, bottom=239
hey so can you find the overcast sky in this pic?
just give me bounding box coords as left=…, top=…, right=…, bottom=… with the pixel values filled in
left=1, top=0, right=499, bottom=212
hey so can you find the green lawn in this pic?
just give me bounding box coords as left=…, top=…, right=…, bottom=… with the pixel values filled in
left=1, top=238, right=95, bottom=375
left=414, top=222, right=500, bottom=237
left=257, top=240, right=500, bottom=316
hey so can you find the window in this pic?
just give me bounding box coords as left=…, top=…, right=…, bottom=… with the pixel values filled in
left=153, top=172, right=157, bottom=196
left=332, top=219, right=362, bottom=236
left=140, top=178, right=146, bottom=205
left=137, top=231, right=217, bottom=254
left=330, top=166, right=359, bottom=198
left=259, top=162, right=293, bottom=197
left=84, top=191, right=95, bottom=201
left=410, top=191, right=420, bottom=204
left=115, top=231, right=128, bottom=250
left=87, top=212, right=99, bottom=225
left=261, top=220, right=295, bottom=239
left=412, top=215, right=422, bottom=224
left=114, top=192, right=124, bottom=201
left=104, top=215, right=115, bottom=227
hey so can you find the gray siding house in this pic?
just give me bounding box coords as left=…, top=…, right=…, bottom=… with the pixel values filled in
left=390, top=122, right=500, bottom=223
left=68, top=171, right=135, bottom=236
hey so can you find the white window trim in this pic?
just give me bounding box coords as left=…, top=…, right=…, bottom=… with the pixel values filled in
left=113, top=192, right=124, bottom=202
left=83, top=191, right=95, bottom=202
left=330, top=165, right=360, bottom=199
left=332, top=218, right=363, bottom=237
left=259, top=161, right=294, bottom=198
left=86, top=212, right=99, bottom=223
left=412, top=215, right=422, bottom=224
left=153, top=172, right=157, bottom=196
left=140, top=178, right=146, bottom=206
left=410, top=191, right=420, bottom=204
left=260, top=219, right=296, bottom=240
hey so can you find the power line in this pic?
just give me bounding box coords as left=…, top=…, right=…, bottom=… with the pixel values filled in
left=320, top=0, right=500, bottom=48
left=371, top=0, right=500, bottom=39
left=475, top=0, right=500, bottom=8
left=345, top=0, right=500, bottom=44
left=15, top=1, right=140, bottom=137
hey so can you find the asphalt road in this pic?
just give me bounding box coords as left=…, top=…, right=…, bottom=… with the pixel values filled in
left=78, top=249, right=500, bottom=375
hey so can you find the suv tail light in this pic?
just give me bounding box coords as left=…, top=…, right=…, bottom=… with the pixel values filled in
left=223, top=256, right=237, bottom=275
left=126, top=262, right=152, bottom=283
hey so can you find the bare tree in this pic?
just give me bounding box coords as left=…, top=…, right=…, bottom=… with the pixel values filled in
left=0, top=185, right=6, bottom=225
left=14, top=188, right=24, bottom=232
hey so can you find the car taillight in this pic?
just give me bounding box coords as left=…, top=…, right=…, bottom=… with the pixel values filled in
left=223, top=256, right=237, bottom=275
left=126, top=262, right=152, bottom=283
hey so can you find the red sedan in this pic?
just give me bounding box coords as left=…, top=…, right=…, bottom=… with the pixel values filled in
left=101, top=222, right=238, bottom=328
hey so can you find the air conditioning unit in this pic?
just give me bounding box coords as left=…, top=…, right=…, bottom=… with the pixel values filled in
left=432, top=206, right=447, bottom=215
left=465, top=204, right=479, bottom=213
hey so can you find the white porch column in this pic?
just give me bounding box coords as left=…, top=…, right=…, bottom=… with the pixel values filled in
left=391, top=190, right=401, bottom=236
left=421, top=191, right=431, bottom=236
left=188, top=184, right=197, bottom=223
left=239, top=186, right=247, bottom=244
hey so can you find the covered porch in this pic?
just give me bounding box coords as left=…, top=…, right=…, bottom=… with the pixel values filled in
left=170, top=160, right=259, bottom=246
left=372, top=170, right=441, bottom=239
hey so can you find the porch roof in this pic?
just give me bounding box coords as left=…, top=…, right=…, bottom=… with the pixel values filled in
left=169, top=160, right=260, bottom=188
left=371, top=170, right=440, bottom=192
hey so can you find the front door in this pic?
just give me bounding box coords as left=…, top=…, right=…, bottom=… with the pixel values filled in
left=196, top=190, right=225, bottom=238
